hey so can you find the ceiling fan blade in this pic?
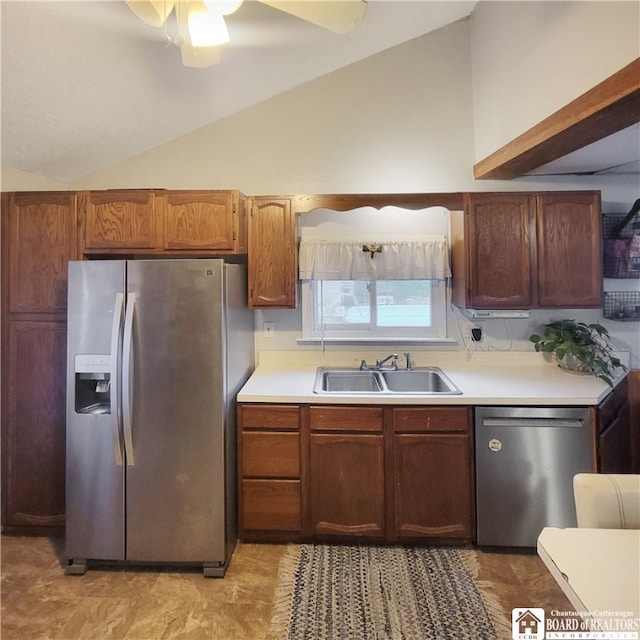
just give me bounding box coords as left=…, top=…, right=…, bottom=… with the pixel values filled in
left=259, top=0, right=367, bottom=35
left=125, top=0, right=176, bottom=27
left=180, top=43, right=222, bottom=67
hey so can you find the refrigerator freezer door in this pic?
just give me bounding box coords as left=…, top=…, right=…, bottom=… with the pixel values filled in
left=66, top=260, right=126, bottom=562
left=124, top=260, right=227, bottom=563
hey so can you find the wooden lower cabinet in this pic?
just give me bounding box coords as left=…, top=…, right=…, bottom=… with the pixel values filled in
left=596, top=376, right=632, bottom=473
left=238, top=402, right=474, bottom=544
left=241, top=479, right=301, bottom=532
left=4, top=320, right=67, bottom=529
left=237, top=404, right=302, bottom=537
left=310, top=433, right=385, bottom=537
left=393, top=434, right=472, bottom=539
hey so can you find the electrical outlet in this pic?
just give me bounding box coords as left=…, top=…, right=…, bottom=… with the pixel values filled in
left=471, top=327, right=482, bottom=342
left=263, top=321, right=275, bottom=338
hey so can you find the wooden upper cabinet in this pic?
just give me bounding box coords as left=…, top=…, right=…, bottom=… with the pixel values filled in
left=248, top=198, right=296, bottom=309
left=82, top=190, right=159, bottom=251
left=451, top=190, right=602, bottom=310
left=161, top=190, right=245, bottom=252
left=81, top=189, right=246, bottom=255
left=452, top=193, right=534, bottom=309
left=7, top=191, right=78, bottom=313
left=536, top=191, right=602, bottom=307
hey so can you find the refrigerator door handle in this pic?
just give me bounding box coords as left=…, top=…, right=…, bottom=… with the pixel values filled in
left=122, top=292, right=136, bottom=466
left=110, top=293, right=125, bottom=466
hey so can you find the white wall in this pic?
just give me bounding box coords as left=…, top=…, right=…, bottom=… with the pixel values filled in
left=470, top=1, right=640, bottom=160
left=1, top=165, right=69, bottom=191
left=70, top=19, right=476, bottom=194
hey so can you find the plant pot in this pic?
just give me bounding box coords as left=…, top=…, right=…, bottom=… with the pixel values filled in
left=556, top=354, right=592, bottom=375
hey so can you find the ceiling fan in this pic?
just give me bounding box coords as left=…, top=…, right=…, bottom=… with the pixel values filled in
left=125, top=0, right=368, bottom=68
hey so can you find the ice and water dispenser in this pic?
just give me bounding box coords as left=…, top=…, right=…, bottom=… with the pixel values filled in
left=74, top=354, right=111, bottom=414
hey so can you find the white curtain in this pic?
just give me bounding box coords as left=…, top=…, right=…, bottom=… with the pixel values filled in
left=298, top=237, right=451, bottom=280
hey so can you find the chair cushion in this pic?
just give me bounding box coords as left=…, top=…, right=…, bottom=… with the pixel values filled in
left=574, top=473, right=640, bottom=529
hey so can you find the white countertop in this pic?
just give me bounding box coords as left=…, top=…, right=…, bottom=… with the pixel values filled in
left=237, top=351, right=621, bottom=405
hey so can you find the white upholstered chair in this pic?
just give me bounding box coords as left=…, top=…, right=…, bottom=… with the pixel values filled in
left=573, top=473, right=640, bottom=529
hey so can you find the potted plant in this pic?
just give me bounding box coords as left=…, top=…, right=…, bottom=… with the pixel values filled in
left=529, top=319, right=626, bottom=386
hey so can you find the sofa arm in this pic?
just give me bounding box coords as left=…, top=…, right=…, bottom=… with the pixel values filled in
left=573, top=474, right=640, bottom=529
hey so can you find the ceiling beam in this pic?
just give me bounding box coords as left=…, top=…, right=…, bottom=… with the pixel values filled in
left=473, top=57, right=640, bottom=180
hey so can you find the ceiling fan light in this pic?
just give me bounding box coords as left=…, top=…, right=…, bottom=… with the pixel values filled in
left=125, top=0, right=176, bottom=27
left=203, top=0, right=243, bottom=16
left=187, top=6, right=230, bottom=47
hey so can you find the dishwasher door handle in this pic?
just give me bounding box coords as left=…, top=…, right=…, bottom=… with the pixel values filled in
left=481, top=418, right=584, bottom=428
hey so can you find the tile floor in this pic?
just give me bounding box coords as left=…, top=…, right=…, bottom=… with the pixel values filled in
left=1, top=535, right=575, bottom=640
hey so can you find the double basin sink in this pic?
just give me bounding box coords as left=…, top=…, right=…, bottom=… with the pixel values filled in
left=313, top=366, right=462, bottom=395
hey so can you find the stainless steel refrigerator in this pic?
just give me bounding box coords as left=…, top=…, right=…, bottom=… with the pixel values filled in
left=65, top=259, right=253, bottom=577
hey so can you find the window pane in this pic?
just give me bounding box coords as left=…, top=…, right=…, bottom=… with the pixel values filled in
left=376, top=281, right=431, bottom=327
left=315, top=281, right=370, bottom=327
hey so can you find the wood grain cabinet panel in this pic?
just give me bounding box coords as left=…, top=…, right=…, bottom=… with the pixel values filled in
left=248, top=198, right=296, bottom=308
left=536, top=192, right=602, bottom=307
left=8, top=192, right=78, bottom=313
left=82, top=190, right=159, bottom=250
left=237, top=403, right=302, bottom=536
left=242, top=432, right=300, bottom=478
left=162, top=191, right=236, bottom=251
left=393, top=434, right=472, bottom=539
left=453, top=193, right=534, bottom=309
left=309, top=433, right=385, bottom=538
left=392, top=407, right=470, bottom=432
left=241, top=479, right=301, bottom=531
left=5, top=320, right=67, bottom=528
left=596, top=377, right=632, bottom=473
left=239, top=404, right=300, bottom=430
left=309, top=405, right=383, bottom=432
left=452, top=190, right=602, bottom=309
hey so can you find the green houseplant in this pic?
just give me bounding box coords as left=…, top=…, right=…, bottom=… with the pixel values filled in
left=529, top=319, right=625, bottom=386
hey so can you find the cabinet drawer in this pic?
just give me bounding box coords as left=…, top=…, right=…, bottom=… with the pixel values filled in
left=242, top=432, right=300, bottom=478
left=310, top=406, right=383, bottom=432
left=393, top=407, right=470, bottom=432
left=241, top=479, right=301, bottom=531
left=239, top=404, right=299, bottom=430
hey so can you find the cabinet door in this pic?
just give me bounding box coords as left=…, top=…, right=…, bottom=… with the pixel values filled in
left=82, top=190, right=159, bottom=250
left=4, top=320, right=66, bottom=528
left=463, top=193, right=534, bottom=308
left=393, top=434, right=472, bottom=539
left=248, top=198, right=296, bottom=308
left=8, top=192, right=78, bottom=313
left=162, top=191, right=236, bottom=251
left=309, top=433, right=385, bottom=537
left=536, top=192, right=602, bottom=307
left=598, top=402, right=632, bottom=473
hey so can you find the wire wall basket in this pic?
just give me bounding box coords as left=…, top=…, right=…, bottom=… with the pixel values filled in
left=603, top=292, right=640, bottom=322
left=603, top=212, right=640, bottom=279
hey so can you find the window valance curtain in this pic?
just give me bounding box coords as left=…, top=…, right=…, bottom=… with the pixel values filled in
left=298, top=237, right=451, bottom=281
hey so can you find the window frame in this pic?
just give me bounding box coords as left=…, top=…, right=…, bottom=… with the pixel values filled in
left=300, top=278, right=450, bottom=343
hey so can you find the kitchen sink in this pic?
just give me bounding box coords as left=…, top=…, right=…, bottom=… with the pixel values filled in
left=313, top=367, right=462, bottom=395
left=381, top=369, right=461, bottom=394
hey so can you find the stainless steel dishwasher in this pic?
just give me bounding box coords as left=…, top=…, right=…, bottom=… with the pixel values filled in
left=475, top=406, right=594, bottom=547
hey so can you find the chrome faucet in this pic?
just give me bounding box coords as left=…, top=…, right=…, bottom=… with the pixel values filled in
left=375, top=353, right=399, bottom=370
left=404, top=352, right=413, bottom=370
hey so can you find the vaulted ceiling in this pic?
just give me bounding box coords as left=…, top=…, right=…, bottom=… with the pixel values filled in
left=1, top=1, right=477, bottom=183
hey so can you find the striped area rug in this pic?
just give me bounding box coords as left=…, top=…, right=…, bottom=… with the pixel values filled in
left=270, top=544, right=510, bottom=640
